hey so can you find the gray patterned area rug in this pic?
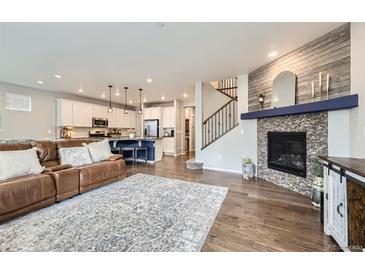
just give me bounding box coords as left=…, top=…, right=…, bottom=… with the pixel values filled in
left=0, top=173, right=228, bottom=252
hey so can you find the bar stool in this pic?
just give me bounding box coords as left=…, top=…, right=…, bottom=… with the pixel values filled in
left=110, top=147, right=121, bottom=155
left=134, top=146, right=148, bottom=164
left=121, top=147, right=135, bottom=165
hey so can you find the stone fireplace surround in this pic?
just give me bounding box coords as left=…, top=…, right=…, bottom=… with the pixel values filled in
left=257, top=112, right=328, bottom=196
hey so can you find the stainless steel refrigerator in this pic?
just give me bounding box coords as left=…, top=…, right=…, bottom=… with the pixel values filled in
left=143, top=119, right=159, bottom=138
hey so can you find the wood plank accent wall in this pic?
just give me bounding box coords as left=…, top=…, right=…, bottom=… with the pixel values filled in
left=248, top=23, right=350, bottom=111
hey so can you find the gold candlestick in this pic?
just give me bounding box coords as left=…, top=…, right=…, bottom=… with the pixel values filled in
left=326, top=74, right=329, bottom=99
left=319, top=72, right=322, bottom=91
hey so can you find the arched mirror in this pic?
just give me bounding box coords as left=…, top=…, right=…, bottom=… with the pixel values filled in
left=271, top=71, right=297, bottom=108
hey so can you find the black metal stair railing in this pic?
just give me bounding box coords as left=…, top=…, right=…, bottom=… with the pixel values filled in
left=216, top=77, right=238, bottom=99
left=202, top=78, right=239, bottom=149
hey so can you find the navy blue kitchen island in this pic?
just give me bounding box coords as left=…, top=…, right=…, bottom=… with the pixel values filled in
left=108, top=138, right=163, bottom=163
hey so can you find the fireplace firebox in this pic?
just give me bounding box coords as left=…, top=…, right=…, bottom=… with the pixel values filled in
left=267, top=131, right=306, bottom=178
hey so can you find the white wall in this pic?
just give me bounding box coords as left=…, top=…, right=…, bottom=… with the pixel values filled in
left=350, top=23, right=365, bottom=158
left=195, top=82, right=203, bottom=152
left=238, top=75, right=257, bottom=172
left=202, top=82, right=230, bottom=120
left=0, top=81, right=126, bottom=140
left=328, top=110, right=350, bottom=157
left=0, top=82, right=56, bottom=140
left=195, top=74, right=256, bottom=173
left=174, top=99, right=183, bottom=155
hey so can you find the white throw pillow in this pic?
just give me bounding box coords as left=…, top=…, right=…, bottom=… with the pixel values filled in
left=84, top=139, right=113, bottom=163
left=0, top=148, right=44, bottom=181
left=58, top=147, right=93, bottom=167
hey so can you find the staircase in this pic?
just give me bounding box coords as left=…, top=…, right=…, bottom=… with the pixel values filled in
left=202, top=77, right=239, bottom=149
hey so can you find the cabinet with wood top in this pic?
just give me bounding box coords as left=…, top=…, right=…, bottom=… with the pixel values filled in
left=321, top=156, right=365, bottom=252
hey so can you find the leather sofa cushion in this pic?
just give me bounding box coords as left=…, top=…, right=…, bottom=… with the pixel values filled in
left=0, top=174, right=55, bottom=215
left=0, top=143, right=32, bottom=151
left=42, top=160, right=61, bottom=168
left=31, top=141, right=58, bottom=165
left=44, top=164, right=72, bottom=172
left=79, top=160, right=123, bottom=188
left=57, top=139, right=96, bottom=149
left=47, top=168, right=79, bottom=201
left=107, top=154, right=123, bottom=161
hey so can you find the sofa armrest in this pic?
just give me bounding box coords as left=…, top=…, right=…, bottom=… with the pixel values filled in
left=44, top=164, right=72, bottom=172
left=107, top=154, right=123, bottom=161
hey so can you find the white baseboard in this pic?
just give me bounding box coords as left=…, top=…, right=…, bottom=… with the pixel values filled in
left=203, top=166, right=242, bottom=174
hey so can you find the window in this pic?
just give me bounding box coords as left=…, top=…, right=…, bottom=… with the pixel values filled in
left=5, top=93, right=32, bottom=112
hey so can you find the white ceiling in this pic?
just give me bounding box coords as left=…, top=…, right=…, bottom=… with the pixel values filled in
left=0, top=22, right=343, bottom=105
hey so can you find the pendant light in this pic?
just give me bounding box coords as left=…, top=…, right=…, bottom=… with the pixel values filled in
left=124, top=87, right=129, bottom=114
left=107, top=85, right=113, bottom=113
left=138, top=88, right=143, bottom=114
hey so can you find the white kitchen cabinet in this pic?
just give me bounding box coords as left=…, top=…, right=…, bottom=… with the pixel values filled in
left=163, top=107, right=175, bottom=128
left=72, top=101, right=92, bottom=127
left=121, top=110, right=128, bottom=128
left=108, top=108, right=123, bottom=128
left=128, top=110, right=136, bottom=128
left=162, top=137, right=175, bottom=154
left=56, top=99, right=73, bottom=127
left=120, top=110, right=135, bottom=128
left=115, top=108, right=124, bottom=128
left=144, top=107, right=162, bottom=120
left=143, top=107, right=151, bottom=120
left=92, top=104, right=108, bottom=119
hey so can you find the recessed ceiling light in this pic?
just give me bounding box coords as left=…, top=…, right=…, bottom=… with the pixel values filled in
left=78, top=88, right=84, bottom=93
left=161, top=95, right=166, bottom=100
left=183, top=92, right=188, bottom=98
left=37, top=80, right=44, bottom=85
left=129, top=100, right=133, bottom=104
left=268, top=51, right=278, bottom=58
left=115, top=89, right=120, bottom=96
left=146, top=78, right=153, bottom=83
left=155, top=22, right=165, bottom=28
left=143, top=98, right=147, bottom=103
left=101, top=94, right=106, bottom=98
left=54, top=74, right=62, bottom=79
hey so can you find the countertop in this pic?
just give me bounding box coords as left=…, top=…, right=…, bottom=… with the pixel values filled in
left=56, top=137, right=162, bottom=142
left=108, top=137, right=162, bottom=142
left=320, top=156, right=365, bottom=179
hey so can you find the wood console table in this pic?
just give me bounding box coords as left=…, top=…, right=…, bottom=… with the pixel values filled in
left=320, top=156, right=365, bottom=252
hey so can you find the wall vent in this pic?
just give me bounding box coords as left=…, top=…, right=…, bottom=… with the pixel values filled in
left=5, top=93, right=32, bottom=112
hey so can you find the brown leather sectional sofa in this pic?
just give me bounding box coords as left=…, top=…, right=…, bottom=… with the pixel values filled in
left=0, top=139, right=127, bottom=224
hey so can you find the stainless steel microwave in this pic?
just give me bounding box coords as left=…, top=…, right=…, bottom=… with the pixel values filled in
left=92, top=117, right=108, bottom=128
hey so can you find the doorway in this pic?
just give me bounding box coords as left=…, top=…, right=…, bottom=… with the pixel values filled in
left=183, top=107, right=195, bottom=153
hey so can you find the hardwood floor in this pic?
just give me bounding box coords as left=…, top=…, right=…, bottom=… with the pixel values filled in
left=126, top=153, right=336, bottom=251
